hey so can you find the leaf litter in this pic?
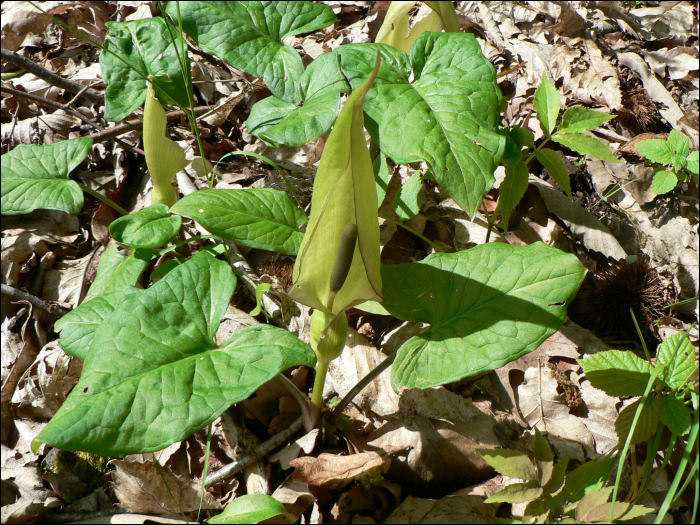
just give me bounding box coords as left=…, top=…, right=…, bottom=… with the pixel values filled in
left=1, top=1, right=698, bottom=524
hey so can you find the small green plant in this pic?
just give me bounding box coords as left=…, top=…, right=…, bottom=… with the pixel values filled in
left=634, top=130, right=699, bottom=194
left=477, top=429, right=653, bottom=523
left=477, top=327, right=698, bottom=523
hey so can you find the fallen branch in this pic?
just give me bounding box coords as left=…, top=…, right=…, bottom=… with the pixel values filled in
left=1, top=48, right=103, bottom=105
left=205, top=415, right=304, bottom=487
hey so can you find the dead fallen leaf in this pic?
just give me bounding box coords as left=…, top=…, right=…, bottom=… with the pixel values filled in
left=111, top=459, right=221, bottom=517
left=517, top=365, right=595, bottom=461
left=290, top=452, right=389, bottom=491
left=529, top=176, right=627, bottom=260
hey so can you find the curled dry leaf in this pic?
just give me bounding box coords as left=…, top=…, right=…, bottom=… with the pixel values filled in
left=290, top=451, right=390, bottom=491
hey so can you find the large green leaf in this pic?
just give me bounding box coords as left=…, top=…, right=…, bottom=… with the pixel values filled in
left=168, top=1, right=336, bottom=105
left=1, top=138, right=91, bottom=215
left=35, top=252, right=316, bottom=456
left=381, top=242, right=586, bottom=390
left=579, top=350, right=653, bottom=397
left=247, top=51, right=349, bottom=146
left=110, top=204, right=181, bottom=248
left=84, top=246, right=151, bottom=301
left=656, top=331, right=696, bottom=389
left=55, top=286, right=137, bottom=361
left=338, top=33, right=505, bottom=217
left=171, top=189, right=307, bottom=255
left=100, top=18, right=190, bottom=121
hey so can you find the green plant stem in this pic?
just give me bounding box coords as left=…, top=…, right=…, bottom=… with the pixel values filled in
left=198, top=422, right=213, bottom=523
left=381, top=215, right=443, bottom=252
left=330, top=352, right=396, bottom=423
left=611, top=366, right=663, bottom=520
left=630, top=308, right=651, bottom=361
left=654, top=417, right=698, bottom=523
left=77, top=183, right=129, bottom=216
left=218, top=151, right=304, bottom=211
left=665, top=296, right=699, bottom=309
left=311, top=361, right=330, bottom=408
left=636, top=423, right=665, bottom=502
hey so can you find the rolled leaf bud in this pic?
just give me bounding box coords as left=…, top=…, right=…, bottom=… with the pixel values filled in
left=310, top=309, right=349, bottom=364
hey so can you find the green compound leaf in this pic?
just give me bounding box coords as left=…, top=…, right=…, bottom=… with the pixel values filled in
left=579, top=350, right=653, bottom=397
left=110, top=204, right=181, bottom=248
left=552, top=131, right=623, bottom=163
left=559, top=106, right=614, bottom=133
left=1, top=137, right=91, bottom=215
left=35, top=252, right=317, bottom=457
left=485, top=482, right=544, bottom=504
left=207, top=494, right=292, bottom=524
left=499, top=160, right=529, bottom=231
left=100, top=18, right=190, bottom=121
left=394, top=170, right=424, bottom=220
left=171, top=189, right=308, bottom=255
left=382, top=242, right=586, bottom=390
left=535, top=149, right=571, bottom=198
left=615, top=397, right=661, bottom=446
left=169, top=1, right=336, bottom=105
left=656, top=331, right=696, bottom=389
left=475, top=448, right=537, bottom=481
left=247, top=51, right=349, bottom=146
left=659, top=395, right=692, bottom=436
left=635, top=137, right=674, bottom=165
left=84, top=246, right=151, bottom=302
left=338, top=33, right=505, bottom=217
left=651, top=170, right=678, bottom=195
left=686, top=150, right=699, bottom=174
left=534, top=74, right=560, bottom=136
left=666, top=129, right=690, bottom=171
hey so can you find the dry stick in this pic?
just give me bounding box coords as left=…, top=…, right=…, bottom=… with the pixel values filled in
left=329, top=352, right=396, bottom=424
left=1, top=85, right=146, bottom=156
left=85, top=105, right=214, bottom=144
left=1, top=85, right=103, bottom=131
left=1, top=48, right=103, bottom=105
left=205, top=415, right=304, bottom=488
left=1, top=283, right=70, bottom=318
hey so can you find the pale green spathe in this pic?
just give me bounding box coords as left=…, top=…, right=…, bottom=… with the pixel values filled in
left=144, top=81, right=188, bottom=207
left=290, top=54, right=383, bottom=315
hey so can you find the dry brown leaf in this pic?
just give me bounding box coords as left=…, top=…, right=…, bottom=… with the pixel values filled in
left=529, top=176, right=627, bottom=259
left=268, top=475, right=315, bottom=524
left=290, top=452, right=390, bottom=491
left=384, top=484, right=497, bottom=524
left=569, top=369, right=619, bottom=454
left=111, top=460, right=221, bottom=517
left=42, top=252, right=93, bottom=308
left=517, top=365, right=595, bottom=461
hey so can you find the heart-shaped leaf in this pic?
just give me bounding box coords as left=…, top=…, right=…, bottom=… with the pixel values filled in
left=338, top=33, right=506, bottom=217
left=35, top=251, right=317, bottom=456
left=169, top=1, right=336, bottom=105
left=101, top=18, right=190, bottom=121
left=171, top=189, right=307, bottom=255
left=1, top=137, right=91, bottom=215
left=110, top=204, right=181, bottom=248
left=380, top=242, right=586, bottom=390
left=247, top=51, right=349, bottom=146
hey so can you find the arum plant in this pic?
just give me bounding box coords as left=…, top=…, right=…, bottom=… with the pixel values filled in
left=290, top=53, right=383, bottom=408
left=144, top=78, right=189, bottom=207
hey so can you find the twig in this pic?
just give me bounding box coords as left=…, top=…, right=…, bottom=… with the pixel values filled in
left=329, top=352, right=396, bottom=423
left=85, top=105, right=214, bottom=143
left=1, top=85, right=103, bottom=131
left=1, top=48, right=103, bottom=105
left=204, top=415, right=304, bottom=487
left=1, top=283, right=70, bottom=318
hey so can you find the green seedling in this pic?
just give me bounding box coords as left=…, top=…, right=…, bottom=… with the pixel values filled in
left=635, top=129, right=699, bottom=194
